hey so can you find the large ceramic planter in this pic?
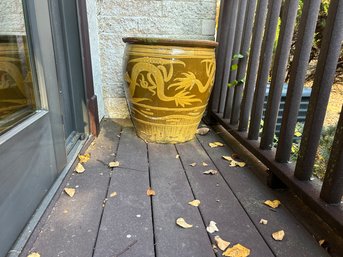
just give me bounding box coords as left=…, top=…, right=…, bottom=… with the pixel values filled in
left=122, top=37, right=218, bottom=143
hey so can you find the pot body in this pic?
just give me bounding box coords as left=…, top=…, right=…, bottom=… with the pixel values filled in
left=123, top=41, right=216, bottom=143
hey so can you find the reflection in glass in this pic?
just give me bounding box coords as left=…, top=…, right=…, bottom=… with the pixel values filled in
left=0, top=14, right=39, bottom=133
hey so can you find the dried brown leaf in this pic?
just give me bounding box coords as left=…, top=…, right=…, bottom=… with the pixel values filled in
left=188, top=199, right=201, bottom=207
left=27, top=253, right=40, bottom=257
left=203, top=169, right=218, bottom=175
left=222, top=156, right=246, bottom=167
left=214, top=235, right=230, bottom=251
left=108, top=161, right=120, bottom=168
left=74, top=163, right=85, bottom=174
left=202, top=162, right=208, bottom=166
left=264, top=200, right=281, bottom=209
left=110, top=192, right=117, bottom=197
left=196, top=127, right=210, bottom=135
left=319, top=239, right=326, bottom=246
left=64, top=188, right=75, bottom=197
left=259, top=219, right=268, bottom=225
left=78, top=153, right=91, bottom=163
left=223, top=243, right=251, bottom=257
left=146, top=187, right=156, bottom=196
left=272, top=230, right=285, bottom=241
left=190, top=162, right=197, bottom=167
left=176, top=217, right=193, bottom=228
left=209, top=141, right=224, bottom=148
left=206, top=220, right=219, bottom=233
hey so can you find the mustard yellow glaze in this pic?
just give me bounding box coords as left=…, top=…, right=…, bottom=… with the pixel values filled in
left=123, top=42, right=216, bottom=143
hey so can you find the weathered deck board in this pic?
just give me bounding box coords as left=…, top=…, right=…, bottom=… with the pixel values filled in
left=93, top=128, right=154, bottom=257
left=176, top=141, right=275, bottom=257
left=196, top=130, right=330, bottom=257
left=29, top=120, right=121, bottom=257
left=148, top=143, right=216, bottom=257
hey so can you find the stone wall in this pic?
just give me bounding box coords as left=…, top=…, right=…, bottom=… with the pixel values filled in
left=95, top=0, right=217, bottom=118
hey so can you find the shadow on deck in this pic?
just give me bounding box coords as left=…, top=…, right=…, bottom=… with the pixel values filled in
left=21, top=119, right=331, bottom=257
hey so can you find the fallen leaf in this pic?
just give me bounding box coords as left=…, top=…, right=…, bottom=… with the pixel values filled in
left=206, top=221, right=219, bottom=233
left=190, top=162, right=197, bottom=167
left=203, top=169, right=218, bottom=175
left=146, top=187, right=156, bottom=196
left=27, top=253, right=40, bottom=257
left=209, top=141, right=224, bottom=148
left=196, top=127, right=210, bottom=135
left=110, top=192, right=117, bottom=197
left=108, top=161, right=120, bottom=168
left=264, top=200, right=281, bottom=209
left=212, top=244, right=219, bottom=253
left=259, top=219, right=268, bottom=225
left=222, top=156, right=246, bottom=167
left=214, top=235, right=230, bottom=251
left=202, top=162, right=208, bottom=166
left=78, top=153, right=91, bottom=163
left=176, top=154, right=180, bottom=159
left=319, top=239, right=326, bottom=246
left=272, top=230, right=285, bottom=241
left=74, top=163, right=85, bottom=173
left=176, top=217, right=193, bottom=228
left=64, top=188, right=75, bottom=197
left=223, top=243, right=251, bottom=257
left=188, top=199, right=201, bottom=207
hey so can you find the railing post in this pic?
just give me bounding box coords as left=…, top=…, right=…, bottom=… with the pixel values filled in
left=223, top=0, right=248, bottom=119
left=294, top=0, right=343, bottom=181
left=238, top=0, right=268, bottom=131
left=260, top=0, right=299, bottom=150
left=247, top=0, right=283, bottom=140
left=275, top=0, right=321, bottom=162
left=230, top=0, right=258, bottom=125
left=320, top=106, right=343, bottom=204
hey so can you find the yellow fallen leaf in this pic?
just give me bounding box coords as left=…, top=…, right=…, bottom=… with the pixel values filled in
left=223, top=243, right=250, bottom=257
left=74, top=163, right=85, bottom=173
left=110, top=192, right=117, bottom=197
left=214, top=235, right=230, bottom=251
left=319, top=239, right=326, bottom=246
left=176, top=154, right=180, bottom=159
left=259, top=219, right=268, bottom=225
left=78, top=153, right=91, bottom=163
left=27, top=253, right=40, bottom=257
left=108, top=161, right=120, bottom=168
left=272, top=230, right=285, bottom=241
left=146, top=187, right=156, bottom=196
left=203, top=169, right=218, bottom=175
left=202, top=162, right=208, bottom=166
left=64, top=187, right=75, bottom=197
left=176, top=217, right=193, bottom=228
left=190, top=162, right=197, bottom=167
left=209, top=141, right=224, bottom=148
left=206, top=220, right=219, bottom=233
left=222, top=156, right=246, bottom=167
left=196, top=127, right=210, bottom=135
left=264, top=200, right=281, bottom=209
left=188, top=199, right=201, bottom=207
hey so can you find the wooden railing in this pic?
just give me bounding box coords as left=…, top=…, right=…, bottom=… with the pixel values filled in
left=209, top=0, right=343, bottom=236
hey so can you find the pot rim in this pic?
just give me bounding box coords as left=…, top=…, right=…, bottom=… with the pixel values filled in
left=122, top=37, right=218, bottom=48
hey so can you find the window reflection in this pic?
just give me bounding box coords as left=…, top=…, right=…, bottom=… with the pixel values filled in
left=0, top=29, right=38, bottom=133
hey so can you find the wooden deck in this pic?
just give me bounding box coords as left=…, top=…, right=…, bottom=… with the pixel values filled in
left=22, top=119, right=330, bottom=257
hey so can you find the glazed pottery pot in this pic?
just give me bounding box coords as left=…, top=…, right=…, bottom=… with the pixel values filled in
left=122, top=37, right=218, bottom=143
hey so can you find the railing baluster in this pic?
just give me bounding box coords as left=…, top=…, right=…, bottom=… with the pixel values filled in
left=320, top=105, right=343, bottom=204
left=238, top=0, right=268, bottom=131
left=275, top=0, right=321, bottom=162
left=218, top=0, right=239, bottom=114
left=260, top=0, right=299, bottom=150
left=294, top=0, right=343, bottom=181
left=248, top=0, right=283, bottom=140
left=210, top=0, right=233, bottom=112
left=223, top=0, right=248, bottom=119
left=230, top=0, right=258, bottom=125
